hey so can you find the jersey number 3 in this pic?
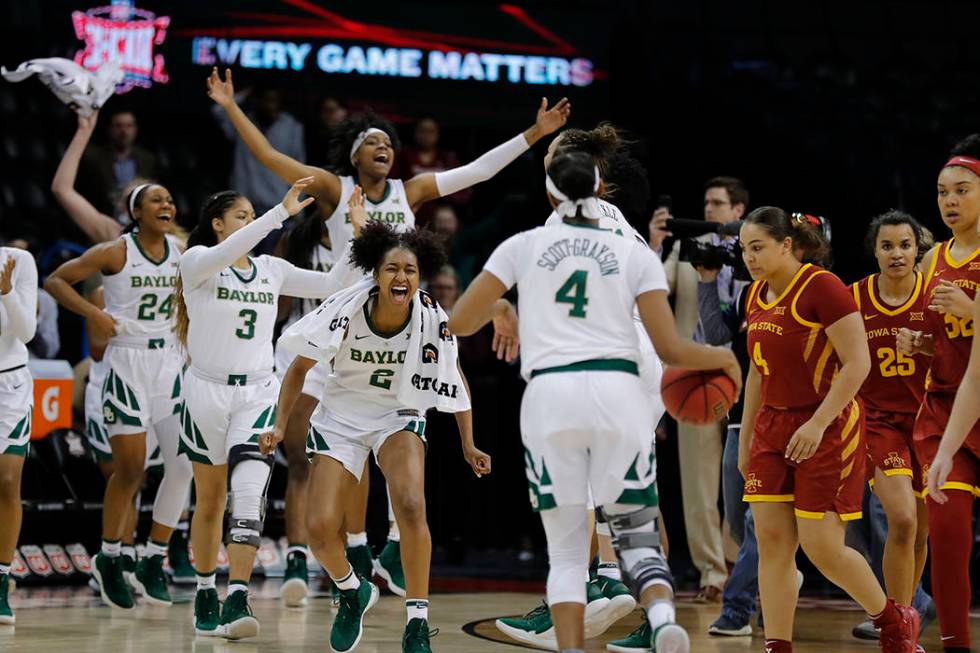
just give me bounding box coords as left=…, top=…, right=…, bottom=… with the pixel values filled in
left=556, top=270, right=589, bottom=318
left=235, top=309, right=257, bottom=339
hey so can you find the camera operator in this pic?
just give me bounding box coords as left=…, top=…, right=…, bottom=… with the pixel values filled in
left=649, top=176, right=749, bottom=602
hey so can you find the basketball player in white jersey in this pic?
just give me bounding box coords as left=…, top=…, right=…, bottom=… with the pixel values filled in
left=207, top=66, right=568, bottom=597
left=270, top=217, right=487, bottom=653
left=46, top=184, right=194, bottom=611
left=171, top=178, right=357, bottom=640
left=0, top=247, right=38, bottom=625
left=81, top=285, right=165, bottom=595
left=449, top=152, right=741, bottom=653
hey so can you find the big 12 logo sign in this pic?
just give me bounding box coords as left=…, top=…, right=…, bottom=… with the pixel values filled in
left=72, top=0, right=170, bottom=93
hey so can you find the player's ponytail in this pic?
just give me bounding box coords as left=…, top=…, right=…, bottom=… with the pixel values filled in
left=546, top=151, right=601, bottom=222
left=554, top=122, right=627, bottom=190
left=744, top=206, right=831, bottom=267
left=173, top=190, right=244, bottom=348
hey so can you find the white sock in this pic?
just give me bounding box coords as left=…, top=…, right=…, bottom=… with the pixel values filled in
left=332, top=565, right=361, bottom=591
left=102, top=540, right=121, bottom=557
left=287, top=545, right=308, bottom=558
left=597, top=562, right=622, bottom=581
left=121, top=545, right=136, bottom=560
left=0, top=563, right=10, bottom=576
left=145, top=540, right=168, bottom=558
left=347, top=532, right=368, bottom=547
left=646, top=599, right=676, bottom=630
left=228, top=581, right=248, bottom=596
left=388, top=521, right=400, bottom=543
left=197, top=573, right=216, bottom=591
left=406, top=598, right=429, bottom=622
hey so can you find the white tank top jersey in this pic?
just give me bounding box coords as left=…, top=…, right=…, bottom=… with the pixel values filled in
left=545, top=198, right=645, bottom=245
left=325, top=176, right=416, bottom=248
left=320, top=293, right=413, bottom=427
left=102, top=233, right=181, bottom=348
left=183, top=254, right=302, bottom=378
left=483, top=222, right=668, bottom=380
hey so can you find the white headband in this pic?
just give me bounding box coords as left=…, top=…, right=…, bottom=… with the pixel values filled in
left=350, top=128, right=390, bottom=164
left=546, top=165, right=601, bottom=219
left=128, top=183, right=153, bottom=218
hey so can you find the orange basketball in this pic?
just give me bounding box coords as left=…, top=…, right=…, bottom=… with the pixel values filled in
left=660, top=367, right=737, bottom=425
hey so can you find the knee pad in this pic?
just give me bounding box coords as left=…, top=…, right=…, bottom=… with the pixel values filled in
left=225, top=445, right=273, bottom=549
left=601, top=504, right=674, bottom=595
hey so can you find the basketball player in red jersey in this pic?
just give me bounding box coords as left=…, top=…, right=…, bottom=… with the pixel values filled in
left=853, top=211, right=931, bottom=615
left=739, top=206, right=919, bottom=653
left=898, top=136, right=980, bottom=653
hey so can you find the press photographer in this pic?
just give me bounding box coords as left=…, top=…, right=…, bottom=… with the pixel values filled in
left=649, top=176, right=750, bottom=602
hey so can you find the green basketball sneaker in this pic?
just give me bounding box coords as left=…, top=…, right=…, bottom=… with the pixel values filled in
left=607, top=620, right=651, bottom=653
left=133, top=555, right=173, bottom=606
left=194, top=588, right=222, bottom=637
left=167, top=530, right=196, bottom=585
left=331, top=579, right=379, bottom=652
left=589, top=575, right=637, bottom=637
left=0, top=573, right=13, bottom=625
left=494, top=601, right=556, bottom=650
left=402, top=617, right=437, bottom=653
left=92, top=553, right=135, bottom=610
left=347, top=544, right=374, bottom=581
left=280, top=551, right=309, bottom=608
left=374, top=540, right=405, bottom=597
left=121, top=551, right=138, bottom=594
left=583, top=579, right=613, bottom=639
left=652, top=622, right=690, bottom=653
left=220, top=589, right=259, bottom=640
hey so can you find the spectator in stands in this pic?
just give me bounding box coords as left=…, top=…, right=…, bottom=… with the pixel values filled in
left=78, top=109, right=158, bottom=217
left=307, top=96, right=348, bottom=165
left=428, top=265, right=461, bottom=313
left=396, top=116, right=471, bottom=227
left=53, top=111, right=147, bottom=243
left=5, top=238, right=58, bottom=359
left=212, top=87, right=306, bottom=216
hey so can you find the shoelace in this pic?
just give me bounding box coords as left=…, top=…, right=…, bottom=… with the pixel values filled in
left=522, top=601, right=550, bottom=620
left=405, top=623, right=439, bottom=646
left=337, top=589, right=361, bottom=625
left=628, top=621, right=652, bottom=639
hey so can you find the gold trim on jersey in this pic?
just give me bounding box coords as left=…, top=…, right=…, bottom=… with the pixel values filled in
left=756, top=263, right=812, bottom=311
left=942, top=238, right=980, bottom=269
left=867, top=272, right=923, bottom=316
left=790, top=269, right=831, bottom=328
left=852, top=282, right=862, bottom=311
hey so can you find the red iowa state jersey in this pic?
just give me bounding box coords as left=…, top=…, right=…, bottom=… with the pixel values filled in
left=922, top=239, right=980, bottom=394
left=746, top=264, right=858, bottom=409
left=852, top=272, right=929, bottom=412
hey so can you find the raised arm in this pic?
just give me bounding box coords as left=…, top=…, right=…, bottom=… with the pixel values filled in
left=0, top=251, right=38, bottom=344
left=51, top=111, right=123, bottom=243
left=207, top=68, right=341, bottom=206
left=180, top=178, right=315, bottom=288
left=404, top=97, right=571, bottom=208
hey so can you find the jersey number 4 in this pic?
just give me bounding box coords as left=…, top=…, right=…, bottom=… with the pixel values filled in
left=555, top=270, right=589, bottom=318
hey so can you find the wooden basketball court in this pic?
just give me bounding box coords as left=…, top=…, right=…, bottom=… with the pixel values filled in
left=1, top=581, right=976, bottom=651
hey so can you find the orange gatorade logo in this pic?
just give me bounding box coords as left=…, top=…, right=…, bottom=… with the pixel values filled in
left=883, top=451, right=905, bottom=468
left=745, top=473, right=763, bottom=494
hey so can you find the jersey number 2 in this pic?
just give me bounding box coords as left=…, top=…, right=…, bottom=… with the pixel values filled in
left=556, top=270, right=589, bottom=318
left=235, top=309, right=257, bottom=339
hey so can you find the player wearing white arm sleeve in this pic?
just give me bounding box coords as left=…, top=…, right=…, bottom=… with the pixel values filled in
left=449, top=152, right=741, bottom=653
left=0, top=247, right=37, bottom=626
left=171, top=178, right=349, bottom=641
left=45, top=184, right=193, bottom=612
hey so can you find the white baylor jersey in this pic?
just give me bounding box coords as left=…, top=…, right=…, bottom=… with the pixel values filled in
left=484, top=222, right=668, bottom=380
left=320, top=294, right=413, bottom=429
left=184, top=255, right=298, bottom=378
left=102, top=233, right=180, bottom=347
left=325, top=176, right=416, bottom=248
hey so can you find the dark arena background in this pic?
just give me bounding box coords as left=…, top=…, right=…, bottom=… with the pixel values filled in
left=0, top=1, right=978, bottom=651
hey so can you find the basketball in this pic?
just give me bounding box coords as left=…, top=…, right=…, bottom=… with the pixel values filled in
left=660, top=367, right=737, bottom=425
